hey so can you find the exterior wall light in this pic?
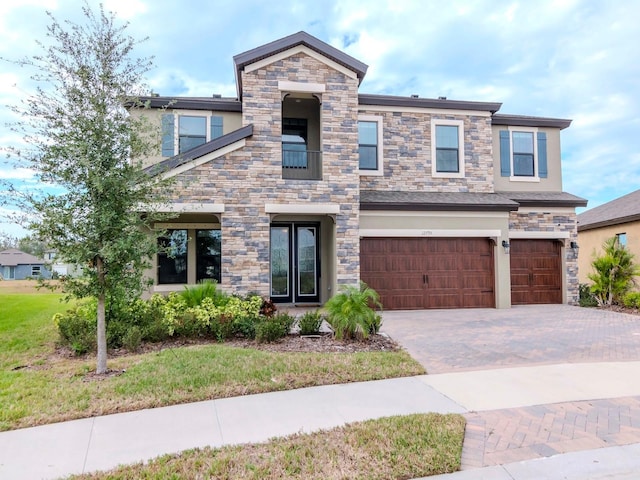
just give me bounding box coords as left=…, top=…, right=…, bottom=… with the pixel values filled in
left=570, top=241, right=579, bottom=255
left=502, top=240, right=510, bottom=254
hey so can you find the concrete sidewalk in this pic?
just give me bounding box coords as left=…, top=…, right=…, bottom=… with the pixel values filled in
left=3, top=362, right=640, bottom=479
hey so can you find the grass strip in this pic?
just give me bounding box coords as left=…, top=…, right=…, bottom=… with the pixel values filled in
left=72, top=413, right=465, bottom=480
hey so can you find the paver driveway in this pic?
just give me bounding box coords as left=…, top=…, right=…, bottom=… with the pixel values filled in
left=380, top=305, right=640, bottom=374
left=381, top=305, right=640, bottom=469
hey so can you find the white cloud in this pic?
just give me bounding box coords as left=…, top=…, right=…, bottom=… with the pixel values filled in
left=0, top=167, right=35, bottom=181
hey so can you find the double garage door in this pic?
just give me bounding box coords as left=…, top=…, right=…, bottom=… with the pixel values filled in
left=360, top=237, right=562, bottom=310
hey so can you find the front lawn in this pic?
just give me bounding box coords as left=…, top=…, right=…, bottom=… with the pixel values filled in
left=72, top=413, right=466, bottom=480
left=1, top=293, right=425, bottom=431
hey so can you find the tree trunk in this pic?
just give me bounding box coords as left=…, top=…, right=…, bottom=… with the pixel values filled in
left=96, top=258, right=108, bottom=374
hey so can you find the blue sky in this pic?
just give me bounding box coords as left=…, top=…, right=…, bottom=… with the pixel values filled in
left=1, top=0, right=639, bottom=237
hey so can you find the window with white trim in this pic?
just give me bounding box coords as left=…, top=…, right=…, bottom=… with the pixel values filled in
left=499, top=127, right=548, bottom=182
left=358, top=115, right=384, bottom=176
left=31, top=266, right=41, bottom=277
left=431, top=119, right=465, bottom=178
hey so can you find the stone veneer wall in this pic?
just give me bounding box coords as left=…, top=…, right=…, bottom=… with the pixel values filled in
left=167, top=52, right=361, bottom=296
left=359, top=111, right=494, bottom=193
left=509, top=211, right=579, bottom=304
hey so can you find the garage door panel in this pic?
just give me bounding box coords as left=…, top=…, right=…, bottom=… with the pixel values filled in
left=361, top=237, right=495, bottom=310
left=510, top=239, right=562, bottom=305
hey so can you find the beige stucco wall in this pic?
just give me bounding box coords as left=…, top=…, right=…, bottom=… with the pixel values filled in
left=359, top=211, right=512, bottom=308
left=492, top=126, right=563, bottom=192
left=578, top=222, right=640, bottom=285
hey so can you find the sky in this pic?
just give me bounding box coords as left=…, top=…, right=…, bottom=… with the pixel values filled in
left=1, top=0, right=639, bottom=237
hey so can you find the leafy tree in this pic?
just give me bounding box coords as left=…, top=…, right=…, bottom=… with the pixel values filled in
left=588, top=237, right=640, bottom=306
left=0, top=231, right=18, bottom=250
left=17, top=234, right=48, bottom=258
left=3, top=5, right=169, bottom=373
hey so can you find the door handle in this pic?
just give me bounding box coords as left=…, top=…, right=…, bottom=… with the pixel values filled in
left=423, top=274, right=429, bottom=285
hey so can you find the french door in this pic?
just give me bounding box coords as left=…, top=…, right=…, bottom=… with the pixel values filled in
left=270, top=223, right=320, bottom=303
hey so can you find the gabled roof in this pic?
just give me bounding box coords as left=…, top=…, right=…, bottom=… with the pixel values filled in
left=578, top=189, right=640, bottom=231
left=144, top=125, right=253, bottom=176
left=0, top=249, right=44, bottom=267
left=359, top=94, right=502, bottom=113
left=233, top=31, right=369, bottom=98
left=498, top=191, right=588, bottom=208
left=360, top=191, right=520, bottom=212
left=492, top=114, right=572, bottom=130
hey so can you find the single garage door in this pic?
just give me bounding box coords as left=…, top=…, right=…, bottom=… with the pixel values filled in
left=360, top=237, right=495, bottom=310
left=510, top=239, right=562, bottom=305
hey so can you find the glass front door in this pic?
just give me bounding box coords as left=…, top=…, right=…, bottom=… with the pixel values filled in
left=270, top=223, right=320, bottom=303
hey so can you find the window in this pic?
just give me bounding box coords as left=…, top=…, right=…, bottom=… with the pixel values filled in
left=431, top=119, right=464, bottom=178
left=179, top=116, right=206, bottom=153
left=499, top=128, right=548, bottom=181
left=158, top=229, right=188, bottom=284
left=617, top=233, right=627, bottom=247
left=31, top=266, right=41, bottom=277
left=161, top=114, right=224, bottom=157
left=358, top=115, right=383, bottom=175
left=196, top=229, right=221, bottom=282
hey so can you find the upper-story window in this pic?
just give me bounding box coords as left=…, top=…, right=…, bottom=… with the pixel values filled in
left=499, top=128, right=548, bottom=181
left=358, top=115, right=384, bottom=176
left=616, top=233, right=627, bottom=247
left=431, top=119, right=465, bottom=178
left=161, top=113, right=224, bottom=157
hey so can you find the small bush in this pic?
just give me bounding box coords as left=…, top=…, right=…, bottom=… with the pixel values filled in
left=272, top=312, right=296, bottom=334
left=53, top=302, right=97, bottom=355
left=122, top=326, right=143, bottom=352
left=260, top=298, right=278, bottom=317
left=325, top=282, right=383, bottom=341
left=233, top=316, right=259, bottom=339
left=298, top=310, right=324, bottom=335
left=181, top=280, right=227, bottom=307
left=579, top=283, right=598, bottom=307
left=623, top=292, right=640, bottom=309
left=255, top=319, right=287, bottom=343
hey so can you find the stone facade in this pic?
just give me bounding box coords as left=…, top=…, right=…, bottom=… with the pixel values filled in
left=359, top=112, right=494, bottom=193
left=509, top=211, right=579, bottom=304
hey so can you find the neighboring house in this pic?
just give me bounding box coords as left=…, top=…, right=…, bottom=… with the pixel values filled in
left=0, top=249, right=52, bottom=280
left=577, top=189, right=640, bottom=285
left=43, top=250, right=81, bottom=277
left=134, top=31, right=587, bottom=309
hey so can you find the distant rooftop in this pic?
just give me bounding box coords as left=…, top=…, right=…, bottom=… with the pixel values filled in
left=578, top=189, right=640, bottom=231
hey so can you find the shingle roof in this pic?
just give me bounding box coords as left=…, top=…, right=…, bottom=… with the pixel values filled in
left=0, top=249, right=44, bottom=267
left=498, top=191, right=588, bottom=208
left=578, top=189, right=640, bottom=231
left=137, top=96, right=241, bottom=112
left=492, top=114, right=572, bottom=130
left=359, top=94, right=502, bottom=113
left=360, top=191, right=520, bottom=212
left=144, top=125, right=253, bottom=176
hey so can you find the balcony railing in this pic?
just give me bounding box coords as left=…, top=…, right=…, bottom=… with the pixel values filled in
left=282, top=149, right=322, bottom=180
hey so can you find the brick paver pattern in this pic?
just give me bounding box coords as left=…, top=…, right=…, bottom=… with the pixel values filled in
left=460, top=396, right=640, bottom=469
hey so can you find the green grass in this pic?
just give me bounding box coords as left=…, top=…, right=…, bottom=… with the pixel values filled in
left=72, top=413, right=466, bottom=479
left=0, top=293, right=425, bottom=431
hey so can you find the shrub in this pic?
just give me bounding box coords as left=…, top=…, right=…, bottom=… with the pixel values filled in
left=272, top=312, right=296, bottom=334
left=589, top=237, right=640, bottom=306
left=181, top=280, right=227, bottom=307
left=260, top=298, right=278, bottom=317
left=298, top=310, right=324, bottom=335
left=53, top=301, right=97, bottom=355
left=122, top=326, right=143, bottom=352
left=255, top=319, right=287, bottom=343
left=578, top=283, right=598, bottom=307
left=623, top=292, right=640, bottom=309
left=325, top=282, right=383, bottom=341
left=233, top=316, right=259, bottom=339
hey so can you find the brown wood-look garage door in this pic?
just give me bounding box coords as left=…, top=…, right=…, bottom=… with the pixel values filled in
left=510, top=239, right=562, bottom=305
left=360, top=237, right=495, bottom=310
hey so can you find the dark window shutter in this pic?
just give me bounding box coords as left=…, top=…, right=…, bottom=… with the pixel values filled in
left=161, top=114, right=175, bottom=157
left=537, top=132, right=548, bottom=178
left=499, top=130, right=510, bottom=177
left=210, top=116, right=223, bottom=140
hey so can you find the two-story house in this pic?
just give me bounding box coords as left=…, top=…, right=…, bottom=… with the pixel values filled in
left=136, top=31, right=586, bottom=309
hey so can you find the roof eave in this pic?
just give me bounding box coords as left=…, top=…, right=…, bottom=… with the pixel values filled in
left=360, top=203, right=519, bottom=212
left=359, top=94, right=502, bottom=113
left=492, top=114, right=572, bottom=130
left=578, top=214, right=640, bottom=232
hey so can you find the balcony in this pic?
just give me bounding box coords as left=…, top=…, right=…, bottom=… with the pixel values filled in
left=282, top=149, right=322, bottom=180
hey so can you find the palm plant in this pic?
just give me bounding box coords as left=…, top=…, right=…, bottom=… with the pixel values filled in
left=324, top=282, right=383, bottom=340
left=588, top=237, right=640, bottom=306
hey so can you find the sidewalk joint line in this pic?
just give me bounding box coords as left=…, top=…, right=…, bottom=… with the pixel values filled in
left=82, top=417, right=96, bottom=473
